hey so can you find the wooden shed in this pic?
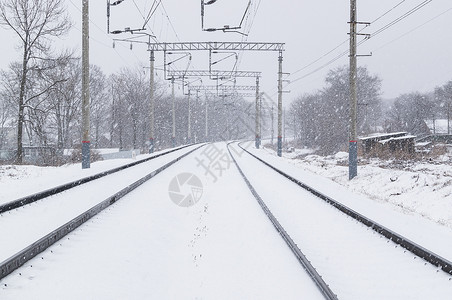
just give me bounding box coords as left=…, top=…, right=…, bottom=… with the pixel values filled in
left=359, top=132, right=416, bottom=157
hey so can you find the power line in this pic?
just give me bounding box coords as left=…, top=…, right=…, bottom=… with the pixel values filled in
left=370, top=0, right=432, bottom=38
left=375, top=7, right=452, bottom=51
left=143, top=0, right=161, bottom=29
left=237, top=0, right=262, bottom=71
left=370, top=0, right=406, bottom=23
left=286, top=0, right=433, bottom=86
left=290, top=40, right=349, bottom=77
left=134, top=0, right=161, bottom=32
left=289, top=1, right=407, bottom=78
left=245, top=0, right=261, bottom=37
left=159, top=0, right=180, bottom=41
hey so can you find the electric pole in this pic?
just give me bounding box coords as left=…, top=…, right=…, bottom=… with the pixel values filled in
left=255, top=76, right=260, bottom=149
left=259, top=93, right=262, bottom=144
left=277, top=51, right=283, bottom=157
left=349, top=0, right=358, bottom=180
left=283, top=107, right=286, bottom=144
left=195, top=90, right=199, bottom=143
left=188, top=90, right=192, bottom=143
left=149, top=50, right=155, bottom=153
left=81, top=0, right=90, bottom=169
left=171, top=77, right=176, bottom=147
left=205, top=94, right=209, bottom=141
left=271, top=104, right=274, bottom=144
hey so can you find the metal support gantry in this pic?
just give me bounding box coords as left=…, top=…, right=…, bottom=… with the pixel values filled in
left=172, top=69, right=261, bottom=143
left=189, top=85, right=256, bottom=91
left=167, top=70, right=261, bottom=79
left=146, top=42, right=284, bottom=52
left=112, top=40, right=285, bottom=150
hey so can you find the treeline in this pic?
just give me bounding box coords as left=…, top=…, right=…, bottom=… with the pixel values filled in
left=0, top=59, right=255, bottom=156
left=287, top=65, right=452, bottom=155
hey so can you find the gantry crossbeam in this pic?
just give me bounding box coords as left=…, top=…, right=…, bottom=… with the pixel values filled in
left=189, top=85, right=256, bottom=91
left=167, top=70, right=261, bottom=78
left=147, top=42, right=284, bottom=52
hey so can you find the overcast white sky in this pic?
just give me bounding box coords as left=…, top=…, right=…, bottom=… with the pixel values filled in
left=1, top=0, right=451, bottom=103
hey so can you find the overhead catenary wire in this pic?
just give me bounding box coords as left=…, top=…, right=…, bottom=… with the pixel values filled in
left=236, top=0, right=261, bottom=71
left=159, top=0, right=181, bottom=41
left=143, top=0, right=162, bottom=29
left=128, top=0, right=158, bottom=38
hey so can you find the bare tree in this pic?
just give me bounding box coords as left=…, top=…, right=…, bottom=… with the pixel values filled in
left=387, top=92, right=433, bottom=136
left=46, top=59, right=82, bottom=151
left=0, top=0, right=71, bottom=163
left=434, top=81, right=452, bottom=134
left=288, top=66, right=382, bottom=154
left=89, top=65, right=109, bottom=148
left=0, top=67, right=19, bottom=150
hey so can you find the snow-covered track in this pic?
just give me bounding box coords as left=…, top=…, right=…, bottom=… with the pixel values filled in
left=237, top=142, right=452, bottom=276
left=227, top=143, right=338, bottom=300
left=0, top=144, right=205, bottom=281
left=0, top=144, right=196, bottom=214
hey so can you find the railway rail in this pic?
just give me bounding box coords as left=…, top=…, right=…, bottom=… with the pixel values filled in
left=227, top=142, right=338, bottom=300
left=236, top=142, right=452, bottom=276
left=0, top=144, right=205, bottom=281
left=0, top=144, right=196, bottom=214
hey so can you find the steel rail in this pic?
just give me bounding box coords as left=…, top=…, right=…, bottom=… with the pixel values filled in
left=0, top=144, right=205, bottom=281
left=237, top=142, right=452, bottom=276
left=0, top=144, right=197, bottom=214
left=227, top=143, right=338, bottom=300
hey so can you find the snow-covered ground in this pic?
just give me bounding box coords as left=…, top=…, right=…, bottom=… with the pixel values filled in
left=1, top=142, right=452, bottom=299
left=265, top=146, right=452, bottom=230
left=0, top=143, right=325, bottom=299
left=0, top=147, right=184, bottom=204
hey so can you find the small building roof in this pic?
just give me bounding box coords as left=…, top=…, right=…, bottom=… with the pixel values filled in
left=359, top=132, right=408, bottom=141
left=379, top=135, right=416, bottom=145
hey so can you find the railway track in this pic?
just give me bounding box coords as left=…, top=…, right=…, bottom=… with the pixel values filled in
left=227, top=142, right=338, bottom=300
left=236, top=142, right=452, bottom=276
left=3, top=141, right=451, bottom=298
left=0, top=144, right=196, bottom=214
left=228, top=142, right=452, bottom=299
left=0, top=144, right=205, bottom=281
